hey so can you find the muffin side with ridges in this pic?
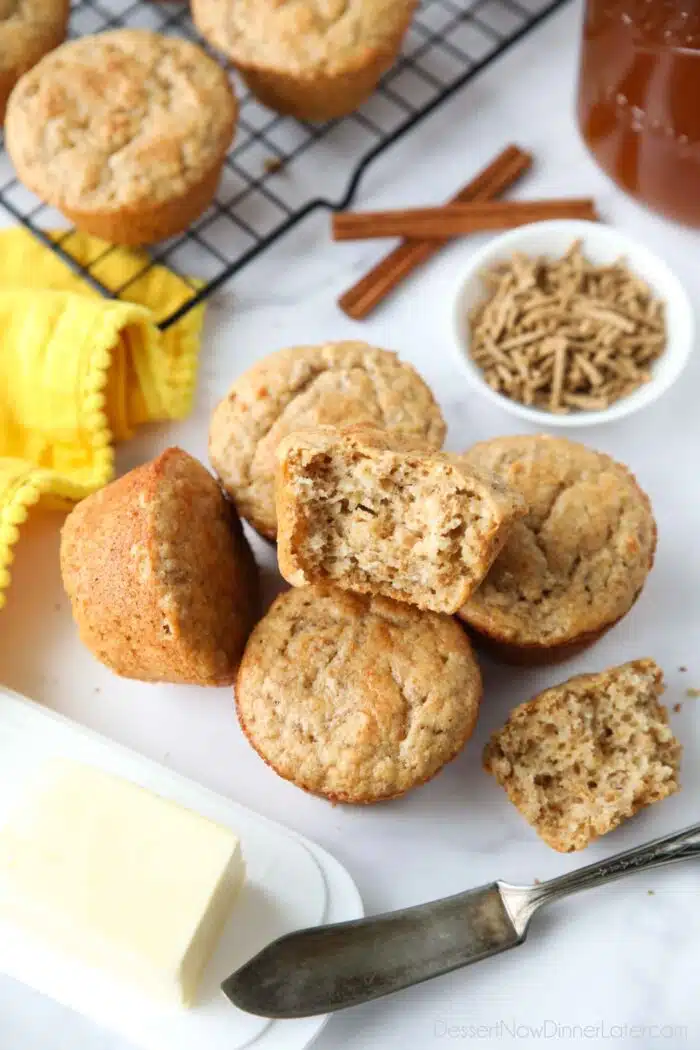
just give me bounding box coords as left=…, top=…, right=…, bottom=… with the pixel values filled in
left=60, top=447, right=259, bottom=685
left=192, top=0, right=417, bottom=120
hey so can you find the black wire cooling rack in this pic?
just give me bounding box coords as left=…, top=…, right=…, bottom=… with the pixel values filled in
left=0, top=0, right=569, bottom=329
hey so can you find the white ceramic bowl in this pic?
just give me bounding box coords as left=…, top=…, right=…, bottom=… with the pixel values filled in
left=452, top=219, right=695, bottom=427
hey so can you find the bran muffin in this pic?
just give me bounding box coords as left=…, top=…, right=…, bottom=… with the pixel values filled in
left=454, top=436, right=657, bottom=665
left=60, top=448, right=259, bottom=686
left=5, top=30, right=237, bottom=245
left=0, top=0, right=69, bottom=124
left=483, top=659, right=681, bottom=852
left=191, top=0, right=417, bottom=122
left=276, top=424, right=525, bottom=614
left=209, top=342, right=446, bottom=541
left=235, top=586, right=482, bottom=803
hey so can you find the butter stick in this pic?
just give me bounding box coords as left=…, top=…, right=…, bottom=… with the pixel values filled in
left=0, top=759, right=244, bottom=1007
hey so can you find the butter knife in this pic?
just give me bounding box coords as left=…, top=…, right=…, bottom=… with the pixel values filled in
left=223, top=820, right=700, bottom=1018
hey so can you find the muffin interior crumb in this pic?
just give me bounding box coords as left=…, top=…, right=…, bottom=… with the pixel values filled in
left=484, top=660, right=681, bottom=851
left=285, top=446, right=504, bottom=610
left=209, top=342, right=446, bottom=540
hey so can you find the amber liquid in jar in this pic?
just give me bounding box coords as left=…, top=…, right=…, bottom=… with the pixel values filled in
left=578, top=1, right=700, bottom=226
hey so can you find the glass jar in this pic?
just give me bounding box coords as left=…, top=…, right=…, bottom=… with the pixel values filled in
left=577, top=1, right=700, bottom=226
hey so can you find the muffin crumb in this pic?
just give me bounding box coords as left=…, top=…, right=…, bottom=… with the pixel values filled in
left=276, top=425, right=524, bottom=613
left=209, top=341, right=445, bottom=540
left=484, top=659, right=681, bottom=852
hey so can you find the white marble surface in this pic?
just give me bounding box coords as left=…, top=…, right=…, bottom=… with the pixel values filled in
left=1, top=2, right=700, bottom=1047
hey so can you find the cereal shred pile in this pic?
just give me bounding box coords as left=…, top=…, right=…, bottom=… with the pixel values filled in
left=468, top=241, right=667, bottom=413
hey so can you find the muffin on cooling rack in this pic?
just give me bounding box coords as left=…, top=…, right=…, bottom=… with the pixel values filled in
left=5, top=30, right=237, bottom=245
left=0, top=0, right=69, bottom=124
left=454, top=435, right=657, bottom=665
left=208, top=341, right=446, bottom=541
left=61, top=448, right=260, bottom=686
left=191, top=0, right=417, bottom=121
left=236, top=586, right=482, bottom=803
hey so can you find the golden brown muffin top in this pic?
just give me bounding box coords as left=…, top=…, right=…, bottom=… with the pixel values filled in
left=209, top=342, right=446, bottom=540
left=5, top=29, right=237, bottom=211
left=236, top=586, right=482, bottom=803
left=194, top=0, right=417, bottom=76
left=455, top=435, right=656, bottom=648
left=0, top=0, right=68, bottom=73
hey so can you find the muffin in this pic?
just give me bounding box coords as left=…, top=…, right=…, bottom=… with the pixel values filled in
left=236, top=586, right=482, bottom=803
left=60, top=448, right=259, bottom=685
left=276, top=424, right=525, bottom=614
left=454, top=436, right=656, bottom=665
left=0, top=0, right=69, bottom=124
left=191, top=0, right=417, bottom=121
left=483, top=659, right=681, bottom=852
left=5, top=30, right=237, bottom=245
left=209, top=342, right=445, bottom=541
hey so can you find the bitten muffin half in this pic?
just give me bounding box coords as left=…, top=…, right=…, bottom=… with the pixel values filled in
left=454, top=435, right=657, bottom=665
left=483, top=659, right=681, bottom=852
left=236, top=586, right=482, bottom=803
left=61, top=448, right=259, bottom=685
left=192, top=0, right=417, bottom=121
left=209, top=341, right=446, bottom=541
left=6, top=30, right=237, bottom=244
left=276, top=424, right=525, bottom=614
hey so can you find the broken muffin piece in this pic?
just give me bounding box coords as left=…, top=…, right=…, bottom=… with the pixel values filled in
left=275, top=425, right=525, bottom=614
left=483, top=659, right=681, bottom=852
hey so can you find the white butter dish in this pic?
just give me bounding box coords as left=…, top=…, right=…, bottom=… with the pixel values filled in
left=0, top=686, right=363, bottom=1050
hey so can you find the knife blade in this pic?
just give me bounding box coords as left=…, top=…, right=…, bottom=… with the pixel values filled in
left=222, top=882, right=522, bottom=1018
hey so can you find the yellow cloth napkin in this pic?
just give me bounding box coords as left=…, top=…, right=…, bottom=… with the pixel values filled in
left=0, top=228, right=205, bottom=610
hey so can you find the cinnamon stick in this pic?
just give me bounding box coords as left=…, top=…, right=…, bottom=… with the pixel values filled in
left=338, top=145, right=532, bottom=320
left=333, top=199, right=598, bottom=242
